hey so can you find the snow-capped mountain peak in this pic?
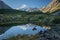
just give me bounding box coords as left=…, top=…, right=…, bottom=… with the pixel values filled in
left=19, top=4, right=28, bottom=9
left=16, top=4, right=39, bottom=12
left=16, top=4, right=28, bottom=10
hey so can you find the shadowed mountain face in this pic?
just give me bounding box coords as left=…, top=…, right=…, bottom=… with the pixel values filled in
left=0, top=0, right=12, bottom=9
left=57, top=0, right=60, bottom=2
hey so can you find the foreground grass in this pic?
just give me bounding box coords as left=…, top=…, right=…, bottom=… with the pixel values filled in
left=7, top=34, right=40, bottom=40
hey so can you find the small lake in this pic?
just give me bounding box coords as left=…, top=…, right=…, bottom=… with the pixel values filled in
left=0, top=24, right=47, bottom=39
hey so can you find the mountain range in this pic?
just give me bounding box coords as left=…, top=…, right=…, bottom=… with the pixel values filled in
left=0, top=0, right=60, bottom=13
left=16, top=4, right=39, bottom=12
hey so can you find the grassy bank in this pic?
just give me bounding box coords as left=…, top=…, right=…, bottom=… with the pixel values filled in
left=7, top=34, right=40, bottom=40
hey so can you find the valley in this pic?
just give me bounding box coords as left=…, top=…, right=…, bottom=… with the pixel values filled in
left=0, top=9, right=60, bottom=26
left=0, top=0, right=60, bottom=40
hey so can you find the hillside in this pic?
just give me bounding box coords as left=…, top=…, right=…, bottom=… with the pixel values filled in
left=40, top=0, right=60, bottom=13
left=0, top=9, right=45, bottom=26
left=0, top=9, right=52, bottom=26
left=0, top=0, right=12, bottom=9
left=0, top=9, right=60, bottom=26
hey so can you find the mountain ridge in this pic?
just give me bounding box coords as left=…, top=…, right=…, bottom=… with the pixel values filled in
left=40, top=0, right=60, bottom=13
left=0, top=0, right=12, bottom=9
left=16, top=4, right=39, bottom=12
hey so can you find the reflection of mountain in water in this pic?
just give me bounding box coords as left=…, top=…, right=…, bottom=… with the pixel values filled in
left=0, top=24, right=47, bottom=40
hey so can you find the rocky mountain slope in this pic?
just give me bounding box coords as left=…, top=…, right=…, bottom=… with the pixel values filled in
left=40, top=0, right=60, bottom=13
left=0, top=0, right=12, bottom=9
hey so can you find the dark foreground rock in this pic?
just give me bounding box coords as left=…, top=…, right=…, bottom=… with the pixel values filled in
left=38, top=26, right=60, bottom=40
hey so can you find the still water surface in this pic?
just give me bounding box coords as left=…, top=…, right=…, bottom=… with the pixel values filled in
left=0, top=24, right=47, bottom=39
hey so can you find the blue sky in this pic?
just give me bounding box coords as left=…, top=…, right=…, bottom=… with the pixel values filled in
left=2, top=0, right=52, bottom=9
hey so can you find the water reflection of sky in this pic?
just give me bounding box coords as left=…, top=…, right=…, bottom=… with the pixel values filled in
left=0, top=24, right=47, bottom=39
